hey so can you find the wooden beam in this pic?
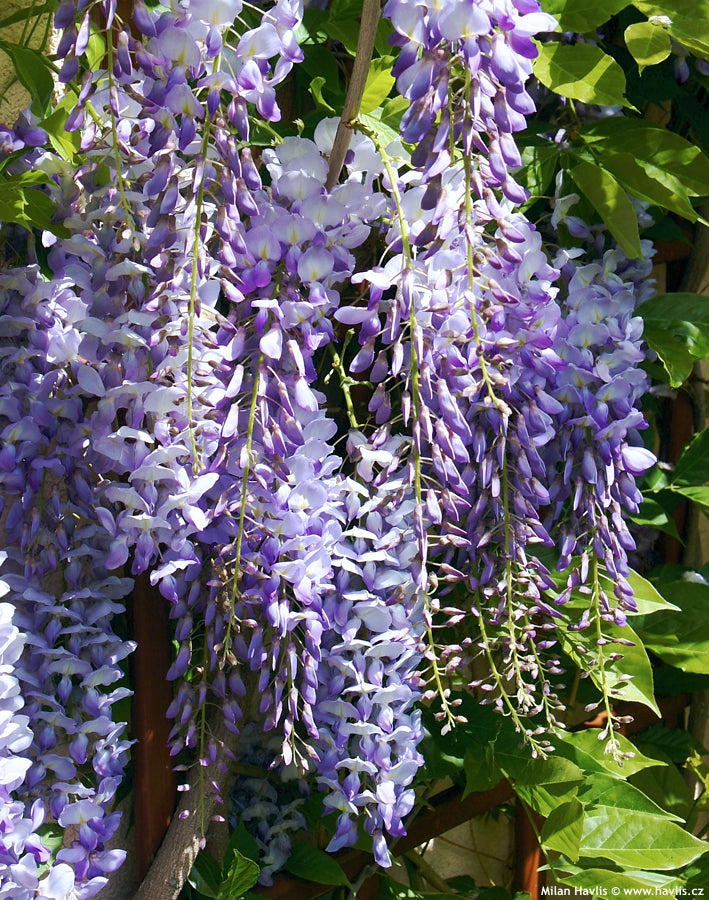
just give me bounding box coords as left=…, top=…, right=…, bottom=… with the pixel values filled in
left=129, top=573, right=176, bottom=883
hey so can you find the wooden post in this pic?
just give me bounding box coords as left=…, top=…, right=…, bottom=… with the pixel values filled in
left=129, top=573, right=176, bottom=882
left=514, top=801, right=544, bottom=900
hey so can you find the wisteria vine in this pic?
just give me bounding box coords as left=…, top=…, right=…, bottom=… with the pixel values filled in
left=0, top=0, right=662, bottom=894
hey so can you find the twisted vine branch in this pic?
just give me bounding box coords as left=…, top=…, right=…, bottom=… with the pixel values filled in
left=325, top=0, right=381, bottom=189
left=132, top=714, right=237, bottom=900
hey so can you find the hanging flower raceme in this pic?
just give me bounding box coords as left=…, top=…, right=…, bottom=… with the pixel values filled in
left=0, top=565, right=49, bottom=899
left=384, top=0, right=555, bottom=198
left=0, top=267, right=134, bottom=898
left=313, top=430, right=426, bottom=868
left=54, top=0, right=304, bottom=148
left=327, top=0, right=566, bottom=741
left=548, top=190, right=657, bottom=617
left=0, top=0, right=669, bottom=885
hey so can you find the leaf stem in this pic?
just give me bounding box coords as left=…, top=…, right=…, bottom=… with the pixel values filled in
left=105, top=35, right=137, bottom=234
left=328, top=343, right=359, bottom=428
left=462, top=66, right=499, bottom=407
left=378, top=143, right=456, bottom=730
left=476, top=609, right=546, bottom=757
left=187, top=119, right=213, bottom=473
left=222, top=356, right=262, bottom=665
left=591, top=551, right=621, bottom=758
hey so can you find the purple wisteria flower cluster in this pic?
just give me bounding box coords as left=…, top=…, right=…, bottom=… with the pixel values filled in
left=0, top=268, right=133, bottom=899
left=0, top=0, right=660, bottom=891
left=546, top=184, right=656, bottom=604
left=337, top=0, right=655, bottom=746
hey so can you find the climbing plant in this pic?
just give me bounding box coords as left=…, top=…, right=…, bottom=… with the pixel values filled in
left=1, top=0, right=709, bottom=898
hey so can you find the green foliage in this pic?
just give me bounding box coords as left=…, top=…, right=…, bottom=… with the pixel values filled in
left=188, top=826, right=261, bottom=899
left=637, top=294, right=709, bottom=387
left=540, top=798, right=584, bottom=861
left=533, top=42, right=632, bottom=107
left=0, top=38, right=54, bottom=115
left=217, top=849, right=260, bottom=900
left=542, top=0, right=631, bottom=32
left=581, top=119, right=709, bottom=201
left=634, top=0, right=709, bottom=60
left=624, top=21, right=672, bottom=72
left=577, top=803, right=705, bottom=870
left=360, top=56, right=396, bottom=114
left=635, top=581, right=709, bottom=673
left=557, top=865, right=685, bottom=896
left=0, top=170, right=68, bottom=237
left=188, top=852, right=223, bottom=899
left=284, top=846, right=351, bottom=888
left=566, top=159, right=642, bottom=258
left=556, top=729, right=664, bottom=778
left=674, top=429, right=709, bottom=485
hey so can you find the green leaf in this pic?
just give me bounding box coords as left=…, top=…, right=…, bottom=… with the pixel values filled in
left=579, top=805, right=707, bottom=869
left=40, top=97, right=81, bottom=163
left=374, top=18, right=395, bottom=57
left=641, top=323, right=695, bottom=386
left=634, top=580, right=709, bottom=674
left=329, top=0, right=361, bottom=18
left=684, top=853, right=709, bottom=890
left=630, top=497, right=682, bottom=541
left=670, top=484, right=709, bottom=513
left=301, top=45, right=342, bottom=94
left=517, top=143, right=560, bottom=203
left=0, top=180, right=69, bottom=238
left=217, top=848, right=260, bottom=900
left=308, top=76, right=336, bottom=113
left=86, top=28, right=106, bottom=72
left=225, top=822, right=260, bottom=876
left=422, top=698, right=501, bottom=787
left=582, top=119, right=709, bottom=198
left=630, top=746, right=695, bottom=822
left=637, top=293, right=709, bottom=387
left=324, top=16, right=359, bottom=56
left=558, top=729, right=665, bottom=778
left=360, top=55, right=395, bottom=115
left=0, top=40, right=54, bottom=114
left=559, top=866, right=685, bottom=896
left=498, top=752, right=584, bottom=817
left=654, top=663, right=709, bottom=696
left=541, top=0, right=631, bottom=32
left=541, top=798, right=584, bottom=861
left=604, top=621, right=659, bottom=713
left=578, top=771, right=681, bottom=822
left=36, top=823, right=63, bottom=858
left=567, top=160, right=642, bottom=258
left=625, top=20, right=672, bottom=72
left=634, top=0, right=709, bottom=60
left=285, top=846, right=351, bottom=888
left=594, top=151, right=698, bottom=223
left=605, top=568, right=679, bottom=616
left=357, top=112, right=401, bottom=151
left=380, top=95, right=409, bottom=132
left=189, top=852, right=222, bottom=899
left=533, top=43, right=632, bottom=108
left=380, top=878, right=465, bottom=900
left=673, top=427, right=709, bottom=486
left=463, top=743, right=502, bottom=795
left=640, top=725, right=707, bottom=764
left=558, top=618, right=659, bottom=715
